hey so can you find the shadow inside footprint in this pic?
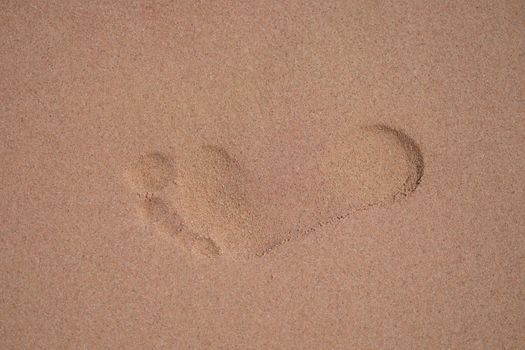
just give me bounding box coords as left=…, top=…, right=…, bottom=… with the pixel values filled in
left=126, top=125, right=424, bottom=260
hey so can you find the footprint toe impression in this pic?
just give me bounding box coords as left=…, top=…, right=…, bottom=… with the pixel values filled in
left=125, top=125, right=424, bottom=260
left=126, top=152, right=174, bottom=192
left=127, top=153, right=221, bottom=258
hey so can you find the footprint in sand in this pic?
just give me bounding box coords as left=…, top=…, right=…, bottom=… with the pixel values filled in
left=125, top=153, right=221, bottom=257
left=125, top=125, right=424, bottom=260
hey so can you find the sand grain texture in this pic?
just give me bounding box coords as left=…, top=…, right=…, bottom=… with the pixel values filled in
left=126, top=125, right=423, bottom=259
left=1, top=0, right=524, bottom=349
left=126, top=153, right=175, bottom=192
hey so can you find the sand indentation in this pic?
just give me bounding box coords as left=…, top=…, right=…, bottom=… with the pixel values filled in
left=138, top=196, right=221, bottom=258
left=126, top=125, right=424, bottom=259
left=126, top=153, right=174, bottom=192
left=127, top=154, right=221, bottom=258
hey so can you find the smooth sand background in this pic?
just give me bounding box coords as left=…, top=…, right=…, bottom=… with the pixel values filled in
left=1, top=0, right=524, bottom=348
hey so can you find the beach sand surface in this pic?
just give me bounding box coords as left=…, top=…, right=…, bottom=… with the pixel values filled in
left=1, top=1, right=524, bottom=348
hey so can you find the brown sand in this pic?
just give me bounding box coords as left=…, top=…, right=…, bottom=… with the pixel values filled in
left=1, top=0, right=524, bottom=348
left=127, top=125, right=423, bottom=259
